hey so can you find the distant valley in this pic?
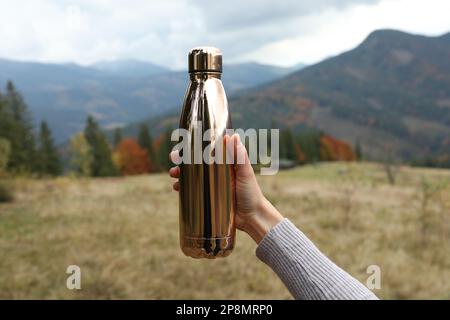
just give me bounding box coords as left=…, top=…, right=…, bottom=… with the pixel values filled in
left=0, top=58, right=299, bottom=143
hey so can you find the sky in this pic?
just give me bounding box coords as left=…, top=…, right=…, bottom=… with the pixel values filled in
left=0, top=0, right=449, bottom=69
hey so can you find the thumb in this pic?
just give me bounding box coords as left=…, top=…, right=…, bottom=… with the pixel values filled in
left=225, top=134, right=254, bottom=178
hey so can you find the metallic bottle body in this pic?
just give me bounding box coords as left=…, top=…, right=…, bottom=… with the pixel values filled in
left=178, top=72, right=236, bottom=259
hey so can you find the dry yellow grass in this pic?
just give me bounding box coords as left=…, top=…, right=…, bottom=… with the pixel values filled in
left=0, top=162, right=449, bottom=299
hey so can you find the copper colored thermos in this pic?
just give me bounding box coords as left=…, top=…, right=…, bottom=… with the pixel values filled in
left=178, top=47, right=236, bottom=258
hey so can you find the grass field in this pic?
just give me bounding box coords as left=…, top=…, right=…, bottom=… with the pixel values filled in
left=1, top=162, right=449, bottom=299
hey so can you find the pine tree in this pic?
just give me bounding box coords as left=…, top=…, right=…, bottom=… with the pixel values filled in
left=0, top=87, right=4, bottom=115
left=2, top=81, right=36, bottom=173
left=280, top=127, right=296, bottom=161
left=0, top=88, right=10, bottom=139
left=37, top=121, right=61, bottom=176
left=113, top=127, right=123, bottom=147
left=157, top=127, right=174, bottom=171
left=137, top=123, right=155, bottom=165
left=84, top=115, right=117, bottom=177
left=297, top=130, right=322, bottom=163
left=355, top=140, right=363, bottom=161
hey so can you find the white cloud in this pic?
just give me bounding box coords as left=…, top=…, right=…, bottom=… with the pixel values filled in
left=241, top=0, right=450, bottom=66
left=0, top=0, right=448, bottom=69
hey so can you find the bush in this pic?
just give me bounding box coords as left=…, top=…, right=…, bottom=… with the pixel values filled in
left=0, top=181, right=14, bottom=203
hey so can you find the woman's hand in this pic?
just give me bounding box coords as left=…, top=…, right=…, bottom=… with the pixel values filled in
left=169, top=134, right=283, bottom=244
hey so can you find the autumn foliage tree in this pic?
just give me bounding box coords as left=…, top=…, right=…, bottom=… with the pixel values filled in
left=113, top=138, right=151, bottom=175
left=320, top=135, right=356, bottom=161
left=69, top=133, right=93, bottom=176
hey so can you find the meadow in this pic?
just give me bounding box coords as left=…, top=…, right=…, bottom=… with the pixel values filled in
left=0, top=162, right=449, bottom=299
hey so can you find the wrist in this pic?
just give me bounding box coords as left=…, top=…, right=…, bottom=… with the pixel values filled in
left=243, top=197, right=284, bottom=244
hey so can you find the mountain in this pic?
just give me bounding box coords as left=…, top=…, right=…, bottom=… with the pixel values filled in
left=0, top=58, right=183, bottom=143
left=221, top=62, right=298, bottom=91
left=92, top=59, right=169, bottom=77
left=232, top=29, right=450, bottom=160
left=230, top=30, right=450, bottom=159
left=128, top=30, right=450, bottom=161
left=0, top=59, right=299, bottom=143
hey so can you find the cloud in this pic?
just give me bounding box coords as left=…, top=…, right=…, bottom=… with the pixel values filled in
left=0, top=0, right=448, bottom=69
left=195, top=0, right=379, bottom=30
left=242, top=0, right=450, bottom=66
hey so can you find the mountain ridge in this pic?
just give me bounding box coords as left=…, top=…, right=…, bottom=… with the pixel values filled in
left=128, top=29, right=450, bottom=161
left=0, top=58, right=302, bottom=143
left=91, top=59, right=170, bottom=77
left=230, top=29, right=450, bottom=159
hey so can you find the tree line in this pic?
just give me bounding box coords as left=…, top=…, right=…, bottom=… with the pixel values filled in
left=70, top=116, right=174, bottom=177
left=1, top=81, right=361, bottom=178
left=278, top=127, right=359, bottom=164
left=0, top=80, right=176, bottom=177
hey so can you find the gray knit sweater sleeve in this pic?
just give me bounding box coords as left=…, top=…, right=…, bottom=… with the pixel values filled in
left=256, top=218, right=378, bottom=300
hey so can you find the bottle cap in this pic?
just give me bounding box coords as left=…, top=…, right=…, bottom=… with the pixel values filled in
left=188, top=47, right=222, bottom=73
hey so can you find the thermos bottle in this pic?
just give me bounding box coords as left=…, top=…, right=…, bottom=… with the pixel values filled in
left=178, top=47, right=236, bottom=258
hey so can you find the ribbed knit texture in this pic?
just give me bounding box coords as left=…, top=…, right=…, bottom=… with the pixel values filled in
left=256, top=219, right=378, bottom=300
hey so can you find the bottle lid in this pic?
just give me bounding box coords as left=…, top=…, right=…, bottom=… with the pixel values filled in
left=188, top=47, right=222, bottom=73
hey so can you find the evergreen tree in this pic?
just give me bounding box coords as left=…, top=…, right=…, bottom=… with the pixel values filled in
left=37, top=121, right=61, bottom=176
left=0, top=88, right=10, bottom=139
left=84, top=115, right=117, bottom=177
left=355, top=140, right=363, bottom=161
left=297, top=130, right=322, bottom=163
left=0, top=88, right=4, bottom=115
left=113, top=127, right=123, bottom=147
left=137, top=123, right=155, bottom=164
left=280, top=127, right=296, bottom=161
left=1, top=81, right=36, bottom=173
left=157, top=127, right=174, bottom=170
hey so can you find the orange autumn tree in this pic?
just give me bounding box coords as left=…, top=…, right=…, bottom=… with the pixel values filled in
left=113, top=138, right=151, bottom=175
left=320, top=135, right=356, bottom=161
